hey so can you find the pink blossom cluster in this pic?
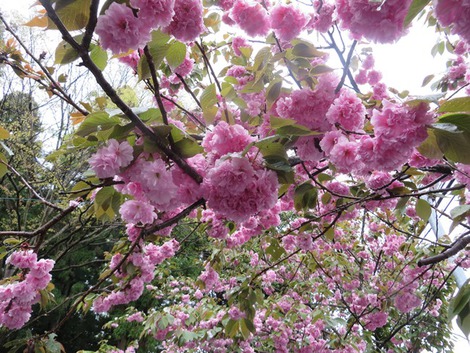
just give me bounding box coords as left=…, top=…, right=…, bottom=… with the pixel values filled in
left=166, top=0, right=205, bottom=42
left=276, top=73, right=338, bottom=132
left=434, top=0, right=470, bottom=44
left=202, top=121, right=254, bottom=159
left=96, top=0, right=204, bottom=54
left=336, top=0, right=413, bottom=43
left=89, top=139, right=134, bottom=179
left=202, top=155, right=279, bottom=222
left=0, top=250, right=54, bottom=329
left=320, top=101, right=434, bottom=174
left=93, top=239, right=179, bottom=312
left=270, top=4, right=309, bottom=42
left=307, top=0, right=334, bottom=33
left=116, top=155, right=187, bottom=222
left=355, top=54, right=383, bottom=86
left=169, top=55, right=194, bottom=83
left=229, top=0, right=270, bottom=37
left=326, top=88, right=365, bottom=131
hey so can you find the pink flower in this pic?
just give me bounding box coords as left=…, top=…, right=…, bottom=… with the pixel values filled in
left=319, top=130, right=347, bottom=154
left=166, top=0, right=205, bottom=42
left=269, top=5, right=308, bottom=42
left=202, top=121, right=254, bottom=158
left=364, top=311, right=388, bottom=331
left=276, top=74, right=338, bottom=131
left=295, top=136, right=324, bottom=162
left=7, top=250, right=37, bottom=269
left=326, top=89, right=365, bottom=131
left=118, top=50, right=140, bottom=71
left=365, top=171, right=392, bottom=191
left=217, top=0, right=236, bottom=10
left=336, top=0, right=413, bottom=43
left=127, top=312, right=144, bottom=322
left=434, top=0, right=470, bottom=44
left=232, top=36, right=250, bottom=56
left=89, top=139, right=134, bottom=179
left=395, top=292, right=422, bottom=313
left=95, top=3, right=152, bottom=54
left=173, top=55, right=194, bottom=77
left=199, top=265, right=222, bottom=291
left=328, top=140, right=359, bottom=173
left=230, top=0, right=270, bottom=37
left=203, top=156, right=278, bottom=222
left=130, top=0, right=175, bottom=28
left=228, top=306, right=246, bottom=320
left=119, top=200, right=156, bottom=224
left=1, top=252, right=55, bottom=329
left=308, top=0, right=334, bottom=33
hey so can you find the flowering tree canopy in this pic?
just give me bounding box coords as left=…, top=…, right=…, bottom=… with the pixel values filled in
left=1, top=0, right=470, bottom=352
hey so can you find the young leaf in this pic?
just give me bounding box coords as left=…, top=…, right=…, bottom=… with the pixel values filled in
left=166, top=40, right=186, bottom=69
left=438, top=97, right=470, bottom=113
left=404, top=0, right=431, bottom=27
left=90, top=45, right=108, bottom=71
left=200, top=83, right=217, bottom=110
left=415, top=198, right=432, bottom=222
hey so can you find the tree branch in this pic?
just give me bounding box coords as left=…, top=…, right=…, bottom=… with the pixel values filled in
left=0, top=201, right=79, bottom=238
left=418, top=233, right=470, bottom=267
left=38, top=0, right=203, bottom=184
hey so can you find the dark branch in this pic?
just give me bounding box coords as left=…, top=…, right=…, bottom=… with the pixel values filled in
left=418, top=234, right=470, bottom=267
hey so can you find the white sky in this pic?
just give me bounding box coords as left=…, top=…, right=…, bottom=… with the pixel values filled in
left=1, top=0, right=469, bottom=351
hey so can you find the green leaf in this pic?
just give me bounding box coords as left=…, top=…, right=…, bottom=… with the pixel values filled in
left=277, top=124, right=316, bottom=136
left=90, top=44, right=108, bottom=71
left=449, top=279, right=470, bottom=320
left=270, top=116, right=296, bottom=129
left=266, top=79, right=282, bottom=108
left=450, top=205, right=470, bottom=220
left=166, top=40, right=186, bottom=68
left=225, top=319, right=239, bottom=338
left=0, top=162, right=7, bottom=178
left=430, top=123, right=470, bottom=164
left=252, top=47, right=272, bottom=71
left=264, top=155, right=292, bottom=172
left=415, top=198, right=432, bottom=222
left=200, top=84, right=217, bottom=110
left=70, top=180, right=94, bottom=199
left=0, top=126, right=10, bottom=139
left=240, top=318, right=252, bottom=340
left=292, top=42, right=325, bottom=58
left=93, top=186, right=122, bottom=221
left=257, top=141, right=288, bottom=160
left=76, top=111, right=120, bottom=137
left=438, top=97, right=470, bottom=113
left=137, top=33, right=170, bottom=80
left=294, top=182, right=318, bottom=211
left=310, top=65, right=334, bottom=76
left=221, top=82, right=236, bottom=100
left=44, top=333, right=63, bottom=353
left=421, top=74, right=434, bottom=87
left=457, top=304, right=470, bottom=338
left=55, top=40, right=79, bottom=65
left=438, top=113, right=470, bottom=133
left=203, top=106, right=219, bottom=125
left=404, top=0, right=431, bottom=27
left=266, top=238, right=286, bottom=262
left=3, top=237, right=22, bottom=245
left=171, top=132, right=204, bottom=158
left=417, top=129, right=444, bottom=160
left=49, top=0, right=92, bottom=31
left=204, top=12, right=221, bottom=31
